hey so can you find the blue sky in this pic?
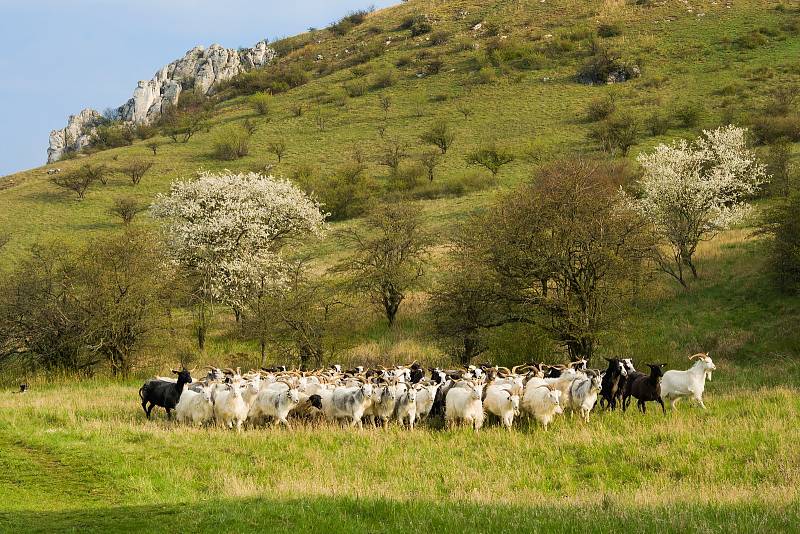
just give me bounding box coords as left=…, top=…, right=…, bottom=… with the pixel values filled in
left=0, top=0, right=397, bottom=176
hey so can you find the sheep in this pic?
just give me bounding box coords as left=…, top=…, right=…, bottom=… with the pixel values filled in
left=599, top=358, right=628, bottom=411
left=394, top=384, right=418, bottom=429
left=483, top=386, right=520, bottom=429
left=622, top=363, right=667, bottom=414
left=660, top=353, right=716, bottom=410
left=213, top=383, right=249, bottom=430
left=247, top=381, right=301, bottom=428
left=565, top=371, right=603, bottom=422
left=175, top=386, right=214, bottom=427
left=521, top=384, right=563, bottom=431
left=139, top=368, right=193, bottom=419
left=445, top=381, right=484, bottom=431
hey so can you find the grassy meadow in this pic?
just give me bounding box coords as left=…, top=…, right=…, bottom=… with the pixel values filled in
left=1, top=0, right=800, bottom=530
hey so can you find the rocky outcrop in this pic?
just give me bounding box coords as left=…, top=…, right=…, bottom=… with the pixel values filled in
left=47, top=108, right=102, bottom=164
left=47, top=40, right=276, bottom=163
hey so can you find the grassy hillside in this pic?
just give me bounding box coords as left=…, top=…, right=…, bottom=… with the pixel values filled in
left=0, top=0, right=799, bottom=379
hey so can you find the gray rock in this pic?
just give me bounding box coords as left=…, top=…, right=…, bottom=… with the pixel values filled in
left=47, top=40, right=276, bottom=162
left=47, top=108, right=102, bottom=163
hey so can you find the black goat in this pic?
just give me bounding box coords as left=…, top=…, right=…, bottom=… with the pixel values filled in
left=599, top=358, right=627, bottom=410
left=409, top=362, right=424, bottom=384
left=139, top=368, right=193, bottom=419
left=622, top=363, right=666, bottom=414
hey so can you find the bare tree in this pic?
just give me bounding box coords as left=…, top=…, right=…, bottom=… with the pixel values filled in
left=466, top=143, right=515, bottom=177
left=339, top=203, right=430, bottom=326
left=419, top=151, right=442, bottom=182
left=109, top=197, right=147, bottom=226
left=379, top=139, right=407, bottom=176
left=268, top=139, right=288, bottom=162
left=120, top=160, right=154, bottom=185
left=51, top=169, right=97, bottom=200
left=421, top=123, right=455, bottom=154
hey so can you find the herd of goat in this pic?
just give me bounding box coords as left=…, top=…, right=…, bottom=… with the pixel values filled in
left=138, top=353, right=717, bottom=431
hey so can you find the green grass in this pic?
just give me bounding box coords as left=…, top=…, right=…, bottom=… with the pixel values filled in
left=0, top=381, right=798, bottom=531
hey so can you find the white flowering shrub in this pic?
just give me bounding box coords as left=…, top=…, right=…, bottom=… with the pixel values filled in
left=151, top=172, right=326, bottom=344
left=631, top=125, right=767, bottom=285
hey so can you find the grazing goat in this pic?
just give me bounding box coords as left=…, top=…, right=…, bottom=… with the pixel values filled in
left=139, top=368, right=193, bottom=419
left=599, top=358, right=627, bottom=411
left=483, top=386, right=520, bottom=429
left=325, top=382, right=374, bottom=429
left=521, top=384, right=563, bottom=431
left=214, top=383, right=249, bottom=430
left=394, top=385, right=418, bottom=429
left=248, top=381, right=301, bottom=428
left=661, top=353, right=716, bottom=410
left=566, top=372, right=603, bottom=422
left=445, top=381, right=484, bottom=431
left=622, top=364, right=666, bottom=414
left=175, top=387, right=214, bottom=426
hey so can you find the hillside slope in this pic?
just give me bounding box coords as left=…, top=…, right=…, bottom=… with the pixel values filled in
left=0, top=0, right=799, bottom=379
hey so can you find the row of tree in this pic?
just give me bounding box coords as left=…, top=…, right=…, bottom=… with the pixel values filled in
left=0, top=126, right=775, bottom=375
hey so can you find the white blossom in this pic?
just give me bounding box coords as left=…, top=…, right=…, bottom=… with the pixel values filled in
left=151, top=171, right=326, bottom=307
left=629, top=125, right=768, bottom=283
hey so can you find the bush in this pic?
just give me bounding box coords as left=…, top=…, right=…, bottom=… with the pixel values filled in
left=671, top=102, right=704, bottom=128
left=395, top=54, right=413, bottom=68
left=645, top=110, right=671, bottom=136
left=585, top=95, right=616, bottom=122
left=371, top=68, right=397, bottom=89
left=426, top=59, right=444, bottom=75
left=466, top=143, right=515, bottom=176
left=226, top=64, right=309, bottom=96
left=750, top=114, right=800, bottom=144
left=90, top=123, right=135, bottom=150
left=135, top=124, right=158, bottom=140
left=120, top=159, right=154, bottom=186
left=109, top=196, right=147, bottom=225
left=250, top=92, right=272, bottom=115
left=486, top=38, right=546, bottom=70
left=735, top=31, right=769, bottom=50
left=430, top=31, right=450, bottom=46
left=757, top=194, right=800, bottom=292
left=421, top=123, right=455, bottom=154
left=473, top=66, right=497, bottom=84
left=577, top=41, right=639, bottom=84
left=588, top=113, right=639, bottom=155
left=597, top=22, right=622, bottom=38
left=390, top=162, right=425, bottom=191
left=302, top=163, right=374, bottom=221
left=211, top=124, right=251, bottom=160
left=400, top=14, right=432, bottom=36
left=344, top=80, right=367, bottom=97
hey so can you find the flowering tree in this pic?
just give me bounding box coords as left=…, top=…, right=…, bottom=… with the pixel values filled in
left=151, top=171, right=326, bottom=348
left=632, top=125, right=767, bottom=287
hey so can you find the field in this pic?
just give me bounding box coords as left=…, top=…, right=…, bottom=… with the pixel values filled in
left=2, top=0, right=800, bottom=530
left=0, top=380, right=799, bottom=532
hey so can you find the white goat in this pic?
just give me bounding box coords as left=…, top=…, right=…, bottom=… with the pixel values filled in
left=445, top=381, right=484, bottom=431
left=414, top=383, right=440, bottom=420
left=213, top=383, right=249, bottom=431
left=565, top=372, right=603, bottom=422
left=175, top=387, right=214, bottom=426
left=521, top=384, right=563, bottom=431
left=660, top=353, right=717, bottom=410
left=248, top=381, right=301, bottom=428
left=483, top=386, right=520, bottom=429
left=394, top=385, right=418, bottom=429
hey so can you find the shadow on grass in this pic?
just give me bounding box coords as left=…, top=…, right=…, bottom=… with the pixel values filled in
left=0, top=496, right=798, bottom=533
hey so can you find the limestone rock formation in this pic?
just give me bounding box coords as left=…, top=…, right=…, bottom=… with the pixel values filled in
left=47, top=40, right=276, bottom=163
left=47, top=108, right=102, bottom=164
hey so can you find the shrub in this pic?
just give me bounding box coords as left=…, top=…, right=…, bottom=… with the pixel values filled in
left=426, top=59, right=444, bottom=75
left=486, top=38, right=546, bottom=70
left=473, top=66, right=497, bottom=85
left=226, top=64, right=309, bottom=96
left=421, top=123, right=455, bottom=154
left=395, top=54, right=413, bottom=68
left=91, top=123, right=135, bottom=150
left=135, top=124, right=158, bottom=140
left=430, top=31, right=450, bottom=46
left=160, top=107, right=209, bottom=143
left=671, top=102, right=704, bottom=128
left=371, top=68, right=397, bottom=89
left=756, top=194, right=800, bottom=292
left=109, top=196, right=147, bottom=225
left=344, top=80, right=367, bottom=97
left=466, top=143, right=515, bottom=176
left=735, top=31, right=769, bottom=50
left=400, top=14, right=432, bottom=36
left=597, top=22, right=622, bottom=38
left=645, top=110, right=671, bottom=136
left=51, top=168, right=97, bottom=200
left=750, top=114, right=800, bottom=144
left=120, top=159, right=154, bottom=185
left=585, top=95, right=616, bottom=122
left=211, top=125, right=251, bottom=160
left=267, top=139, right=288, bottom=162
left=390, top=162, right=425, bottom=191
left=304, top=163, right=374, bottom=221
left=250, top=92, right=272, bottom=115
left=577, top=41, right=639, bottom=84
left=588, top=113, right=639, bottom=155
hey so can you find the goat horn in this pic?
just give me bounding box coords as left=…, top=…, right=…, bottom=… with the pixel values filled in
left=689, top=353, right=704, bottom=360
